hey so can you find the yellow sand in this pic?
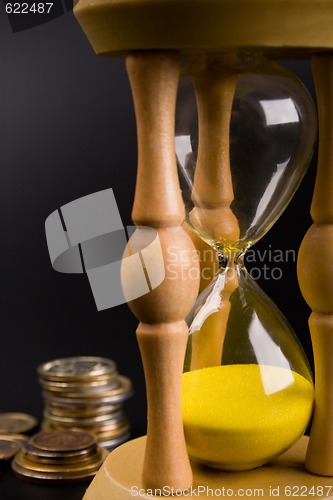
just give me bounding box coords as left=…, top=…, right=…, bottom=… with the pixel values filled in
left=182, top=364, right=314, bottom=471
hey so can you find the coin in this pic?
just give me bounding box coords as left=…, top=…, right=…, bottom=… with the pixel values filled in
left=42, top=376, right=132, bottom=404
left=39, top=376, right=119, bottom=393
left=11, top=429, right=108, bottom=484
left=44, top=402, right=121, bottom=418
left=0, top=434, right=27, bottom=442
left=15, top=450, right=104, bottom=473
left=38, top=357, right=117, bottom=382
left=30, top=430, right=96, bottom=452
left=43, top=409, right=124, bottom=426
left=0, top=413, right=38, bottom=434
left=12, top=448, right=108, bottom=484
left=0, top=439, right=21, bottom=460
left=22, top=439, right=97, bottom=464
left=93, top=422, right=130, bottom=440
left=12, top=461, right=99, bottom=483
left=99, top=432, right=131, bottom=451
left=41, top=379, right=120, bottom=397
left=22, top=448, right=97, bottom=466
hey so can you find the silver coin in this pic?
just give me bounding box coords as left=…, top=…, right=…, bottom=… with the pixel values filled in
left=38, top=357, right=117, bottom=382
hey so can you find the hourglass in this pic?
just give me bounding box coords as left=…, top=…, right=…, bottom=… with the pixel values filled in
left=177, top=54, right=316, bottom=471
left=72, top=0, right=333, bottom=498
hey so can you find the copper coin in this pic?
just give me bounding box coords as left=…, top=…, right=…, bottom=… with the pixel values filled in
left=22, top=440, right=97, bottom=464
left=30, top=430, right=96, bottom=452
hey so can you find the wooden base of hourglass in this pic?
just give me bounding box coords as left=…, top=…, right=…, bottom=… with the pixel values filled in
left=83, top=436, right=333, bottom=500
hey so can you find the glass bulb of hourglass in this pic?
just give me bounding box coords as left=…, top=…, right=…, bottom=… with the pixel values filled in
left=175, top=54, right=317, bottom=471
left=176, top=54, right=316, bottom=252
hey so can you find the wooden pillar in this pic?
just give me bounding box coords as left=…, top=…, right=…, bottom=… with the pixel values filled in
left=189, top=63, right=240, bottom=247
left=125, top=51, right=200, bottom=491
left=188, top=61, right=239, bottom=370
left=297, top=53, right=333, bottom=476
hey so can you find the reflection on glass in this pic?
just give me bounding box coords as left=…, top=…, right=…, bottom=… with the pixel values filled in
left=259, top=98, right=300, bottom=126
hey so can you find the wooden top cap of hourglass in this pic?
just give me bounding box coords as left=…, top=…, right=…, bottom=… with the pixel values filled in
left=74, top=0, right=333, bottom=58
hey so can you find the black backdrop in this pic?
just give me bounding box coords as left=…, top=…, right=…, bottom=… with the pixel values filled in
left=0, top=6, right=318, bottom=494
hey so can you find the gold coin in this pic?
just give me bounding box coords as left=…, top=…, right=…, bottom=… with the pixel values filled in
left=41, top=380, right=120, bottom=397
left=22, top=450, right=98, bottom=466
left=30, top=430, right=96, bottom=452
left=11, top=449, right=108, bottom=483
left=0, top=439, right=21, bottom=460
left=43, top=409, right=124, bottom=426
left=15, top=450, right=105, bottom=473
left=42, top=376, right=132, bottom=403
left=99, top=432, right=130, bottom=450
left=91, top=415, right=129, bottom=429
left=41, top=419, right=130, bottom=440
left=0, top=434, right=27, bottom=442
left=45, top=402, right=121, bottom=418
left=0, top=413, right=38, bottom=434
left=43, top=393, right=125, bottom=406
left=93, top=422, right=131, bottom=440
left=22, top=439, right=97, bottom=464
left=39, top=376, right=119, bottom=393
left=38, top=357, right=117, bottom=382
left=42, top=416, right=129, bottom=433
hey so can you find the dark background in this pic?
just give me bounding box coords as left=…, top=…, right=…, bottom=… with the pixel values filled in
left=0, top=6, right=317, bottom=499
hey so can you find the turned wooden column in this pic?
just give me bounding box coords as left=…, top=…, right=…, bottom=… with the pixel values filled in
left=188, top=61, right=239, bottom=370
left=189, top=63, right=239, bottom=247
left=125, top=51, right=200, bottom=491
left=297, top=53, right=333, bottom=476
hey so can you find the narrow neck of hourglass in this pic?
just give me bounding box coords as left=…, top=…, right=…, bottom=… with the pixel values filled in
left=216, top=246, right=248, bottom=271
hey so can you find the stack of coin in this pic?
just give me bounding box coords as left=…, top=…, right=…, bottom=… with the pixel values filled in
left=38, top=357, right=133, bottom=450
left=12, top=429, right=107, bottom=483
